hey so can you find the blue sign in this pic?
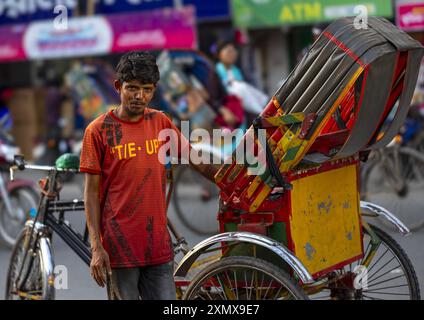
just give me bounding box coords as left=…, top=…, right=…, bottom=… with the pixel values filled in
left=95, top=0, right=174, bottom=15
left=183, top=0, right=230, bottom=20
left=0, top=0, right=230, bottom=26
left=0, top=0, right=75, bottom=26
left=96, top=0, right=230, bottom=20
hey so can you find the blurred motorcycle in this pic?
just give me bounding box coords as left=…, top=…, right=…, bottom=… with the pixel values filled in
left=0, top=123, right=39, bottom=248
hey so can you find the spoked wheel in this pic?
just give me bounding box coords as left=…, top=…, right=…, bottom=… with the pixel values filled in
left=5, top=229, right=53, bottom=300
left=183, top=256, right=308, bottom=300
left=361, top=147, right=424, bottom=231
left=306, top=224, right=420, bottom=300
left=0, top=187, right=39, bottom=248
left=172, top=165, right=220, bottom=235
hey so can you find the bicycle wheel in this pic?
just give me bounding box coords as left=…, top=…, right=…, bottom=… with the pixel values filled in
left=183, top=256, right=308, bottom=300
left=0, top=187, right=39, bottom=248
left=5, top=228, right=55, bottom=300
left=306, top=224, right=420, bottom=300
left=361, top=147, right=424, bottom=231
left=172, top=165, right=220, bottom=235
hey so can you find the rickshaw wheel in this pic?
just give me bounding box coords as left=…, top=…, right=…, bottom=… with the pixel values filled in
left=307, top=224, right=420, bottom=300
left=183, top=256, right=308, bottom=300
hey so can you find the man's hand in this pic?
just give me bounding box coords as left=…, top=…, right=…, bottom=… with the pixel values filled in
left=85, top=173, right=111, bottom=287
left=90, top=245, right=112, bottom=288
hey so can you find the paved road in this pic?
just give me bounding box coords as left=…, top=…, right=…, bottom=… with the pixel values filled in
left=0, top=170, right=423, bottom=300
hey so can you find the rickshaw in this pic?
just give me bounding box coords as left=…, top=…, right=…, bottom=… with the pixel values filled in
left=5, top=17, right=423, bottom=300
left=172, top=17, right=424, bottom=300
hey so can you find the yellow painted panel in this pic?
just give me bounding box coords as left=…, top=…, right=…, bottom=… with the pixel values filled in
left=290, top=164, right=363, bottom=276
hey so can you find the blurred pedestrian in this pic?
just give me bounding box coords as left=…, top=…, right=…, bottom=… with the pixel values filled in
left=215, top=39, right=268, bottom=116
left=37, top=70, right=71, bottom=165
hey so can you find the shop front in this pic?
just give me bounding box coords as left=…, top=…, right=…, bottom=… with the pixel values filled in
left=230, top=0, right=394, bottom=95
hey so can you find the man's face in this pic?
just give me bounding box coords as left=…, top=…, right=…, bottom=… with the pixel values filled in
left=115, top=79, right=156, bottom=117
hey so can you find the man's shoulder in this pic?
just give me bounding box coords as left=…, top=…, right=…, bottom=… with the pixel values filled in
left=144, top=107, right=169, bottom=122
left=85, top=112, right=110, bottom=132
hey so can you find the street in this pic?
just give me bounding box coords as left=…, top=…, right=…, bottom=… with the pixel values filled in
left=0, top=170, right=423, bottom=300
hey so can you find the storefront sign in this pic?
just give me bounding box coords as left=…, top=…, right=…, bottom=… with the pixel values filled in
left=0, top=0, right=76, bottom=25
left=96, top=0, right=230, bottom=20
left=231, top=0, right=393, bottom=28
left=0, top=6, right=196, bottom=62
left=0, top=0, right=229, bottom=25
left=0, top=24, right=26, bottom=62
left=23, top=16, right=113, bottom=59
left=397, top=2, right=424, bottom=32
left=109, top=7, right=196, bottom=52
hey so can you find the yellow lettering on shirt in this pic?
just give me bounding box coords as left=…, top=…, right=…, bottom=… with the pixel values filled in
left=128, top=143, right=136, bottom=158
left=146, top=140, right=154, bottom=155
left=154, top=139, right=159, bottom=154
left=115, top=145, right=123, bottom=160
left=112, top=140, right=161, bottom=160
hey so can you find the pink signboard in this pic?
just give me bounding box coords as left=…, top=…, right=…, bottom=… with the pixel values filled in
left=397, top=3, right=424, bottom=31
left=0, top=24, right=27, bottom=62
left=0, top=6, right=197, bottom=63
left=109, top=6, right=197, bottom=52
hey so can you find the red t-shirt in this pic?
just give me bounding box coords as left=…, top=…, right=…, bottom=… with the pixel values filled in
left=80, top=108, right=187, bottom=268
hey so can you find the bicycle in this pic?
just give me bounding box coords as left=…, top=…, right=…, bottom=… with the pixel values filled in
left=5, top=155, right=87, bottom=300
left=0, top=128, right=39, bottom=248
left=361, top=130, right=424, bottom=231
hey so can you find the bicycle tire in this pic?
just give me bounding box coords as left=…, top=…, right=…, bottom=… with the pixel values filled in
left=183, top=256, right=308, bottom=300
left=361, top=147, right=424, bottom=231
left=172, top=165, right=219, bottom=235
left=5, top=228, right=55, bottom=300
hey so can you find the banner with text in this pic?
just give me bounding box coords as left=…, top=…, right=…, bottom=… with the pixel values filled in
left=0, top=6, right=196, bottom=62
left=231, top=0, right=393, bottom=28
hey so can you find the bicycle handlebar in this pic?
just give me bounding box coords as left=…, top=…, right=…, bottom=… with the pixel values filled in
left=10, top=155, right=79, bottom=181
left=14, top=154, right=25, bottom=170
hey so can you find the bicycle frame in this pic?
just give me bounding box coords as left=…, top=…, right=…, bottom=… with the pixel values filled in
left=9, top=163, right=91, bottom=297
left=8, top=159, right=204, bottom=299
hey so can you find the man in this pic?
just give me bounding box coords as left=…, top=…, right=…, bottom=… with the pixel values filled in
left=80, top=51, right=216, bottom=300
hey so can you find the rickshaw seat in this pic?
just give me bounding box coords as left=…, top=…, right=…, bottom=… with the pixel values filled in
left=215, top=17, right=424, bottom=212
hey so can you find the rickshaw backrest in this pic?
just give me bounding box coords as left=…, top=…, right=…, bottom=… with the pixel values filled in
left=214, top=17, right=424, bottom=212
left=275, top=17, right=423, bottom=160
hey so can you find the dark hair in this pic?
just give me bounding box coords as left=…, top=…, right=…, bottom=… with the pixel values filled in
left=116, top=51, right=160, bottom=85
left=215, top=38, right=237, bottom=59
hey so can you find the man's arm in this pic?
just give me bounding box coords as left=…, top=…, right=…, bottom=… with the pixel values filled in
left=163, top=113, right=220, bottom=183
left=84, top=173, right=111, bottom=288
left=188, top=160, right=220, bottom=183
